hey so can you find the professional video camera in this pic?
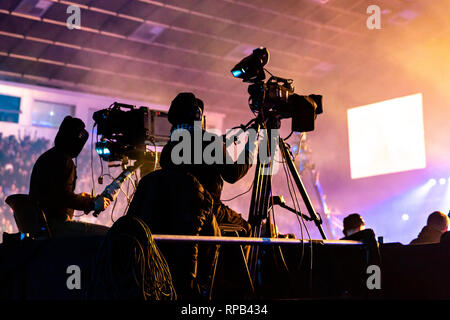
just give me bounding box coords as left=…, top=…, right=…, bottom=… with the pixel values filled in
left=93, top=102, right=170, bottom=162
left=231, top=47, right=323, bottom=132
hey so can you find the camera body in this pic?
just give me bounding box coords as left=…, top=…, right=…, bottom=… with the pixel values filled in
left=231, top=47, right=323, bottom=132
left=93, top=103, right=170, bottom=161
left=94, top=104, right=151, bottom=147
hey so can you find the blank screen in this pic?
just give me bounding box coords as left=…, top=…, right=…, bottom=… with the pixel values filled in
left=347, top=93, right=426, bottom=179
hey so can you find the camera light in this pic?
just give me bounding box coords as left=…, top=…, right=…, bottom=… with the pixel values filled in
left=232, top=69, right=244, bottom=78
left=439, top=178, right=446, bottom=185
left=96, top=146, right=110, bottom=156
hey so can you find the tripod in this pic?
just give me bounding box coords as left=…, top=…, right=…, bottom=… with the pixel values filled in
left=296, top=133, right=338, bottom=240
left=246, top=118, right=327, bottom=285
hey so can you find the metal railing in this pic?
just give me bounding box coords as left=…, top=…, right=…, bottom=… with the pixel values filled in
left=151, top=234, right=362, bottom=246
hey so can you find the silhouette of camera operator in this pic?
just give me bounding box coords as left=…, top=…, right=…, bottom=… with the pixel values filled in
left=29, top=116, right=110, bottom=236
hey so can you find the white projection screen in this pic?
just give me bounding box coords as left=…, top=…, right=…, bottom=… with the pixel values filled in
left=347, top=93, right=426, bottom=179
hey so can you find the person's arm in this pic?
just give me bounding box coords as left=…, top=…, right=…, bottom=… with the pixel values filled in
left=219, top=137, right=256, bottom=184
left=58, top=157, right=95, bottom=211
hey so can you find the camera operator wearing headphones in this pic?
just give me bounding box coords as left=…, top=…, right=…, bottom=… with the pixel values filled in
left=29, top=116, right=111, bottom=237
left=159, top=92, right=254, bottom=236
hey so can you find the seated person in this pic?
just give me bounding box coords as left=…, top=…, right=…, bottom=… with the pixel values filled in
left=159, top=92, right=254, bottom=236
left=341, top=213, right=377, bottom=244
left=410, top=211, right=449, bottom=245
left=126, top=168, right=219, bottom=297
left=341, top=213, right=379, bottom=264
left=29, top=116, right=110, bottom=237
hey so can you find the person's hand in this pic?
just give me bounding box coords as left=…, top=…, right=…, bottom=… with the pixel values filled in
left=80, top=192, right=93, bottom=199
left=94, top=196, right=111, bottom=212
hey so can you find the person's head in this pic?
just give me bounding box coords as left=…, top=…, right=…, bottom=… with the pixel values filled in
left=168, top=92, right=205, bottom=129
left=54, top=116, right=88, bottom=158
left=427, top=211, right=449, bottom=233
left=343, top=213, right=365, bottom=237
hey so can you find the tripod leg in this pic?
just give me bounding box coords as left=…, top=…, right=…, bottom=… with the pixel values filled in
left=279, top=138, right=327, bottom=240
left=208, top=248, right=220, bottom=300
left=247, top=127, right=276, bottom=284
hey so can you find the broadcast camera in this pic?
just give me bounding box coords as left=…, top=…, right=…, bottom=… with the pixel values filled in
left=93, top=102, right=170, bottom=162
left=231, top=47, right=323, bottom=132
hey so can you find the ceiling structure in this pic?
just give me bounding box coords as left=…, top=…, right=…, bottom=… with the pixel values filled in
left=0, top=0, right=434, bottom=113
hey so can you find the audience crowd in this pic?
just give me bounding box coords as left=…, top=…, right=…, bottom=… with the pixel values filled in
left=0, top=134, right=48, bottom=234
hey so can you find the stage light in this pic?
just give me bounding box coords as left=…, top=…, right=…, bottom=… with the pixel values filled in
left=440, top=178, right=447, bottom=185
left=428, top=178, right=437, bottom=186
left=402, top=214, right=410, bottom=221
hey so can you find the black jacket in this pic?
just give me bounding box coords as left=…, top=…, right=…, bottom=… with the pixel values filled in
left=126, top=169, right=220, bottom=296
left=159, top=129, right=251, bottom=202
left=29, top=147, right=94, bottom=223
left=410, top=226, right=442, bottom=245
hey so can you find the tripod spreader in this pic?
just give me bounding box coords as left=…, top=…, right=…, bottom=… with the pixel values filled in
left=271, top=195, right=321, bottom=223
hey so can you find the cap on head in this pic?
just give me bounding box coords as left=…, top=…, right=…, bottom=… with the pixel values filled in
left=168, top=92, right=204, bottom=125
left=54, top=116, right=89, bottom=158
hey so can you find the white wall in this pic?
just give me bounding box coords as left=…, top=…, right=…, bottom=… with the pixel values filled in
left=0, top=79, right=226, bottom=141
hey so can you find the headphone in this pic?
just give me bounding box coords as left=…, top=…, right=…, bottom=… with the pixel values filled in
left=193, top=99, right=207, bottom=130
left=190, top=96, right=203, bottom=122
left=67, top=116, right=88, bottom=145
left=76, top=125, right=89, bottom=143
left=168, top=92, right=205, bottom=125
